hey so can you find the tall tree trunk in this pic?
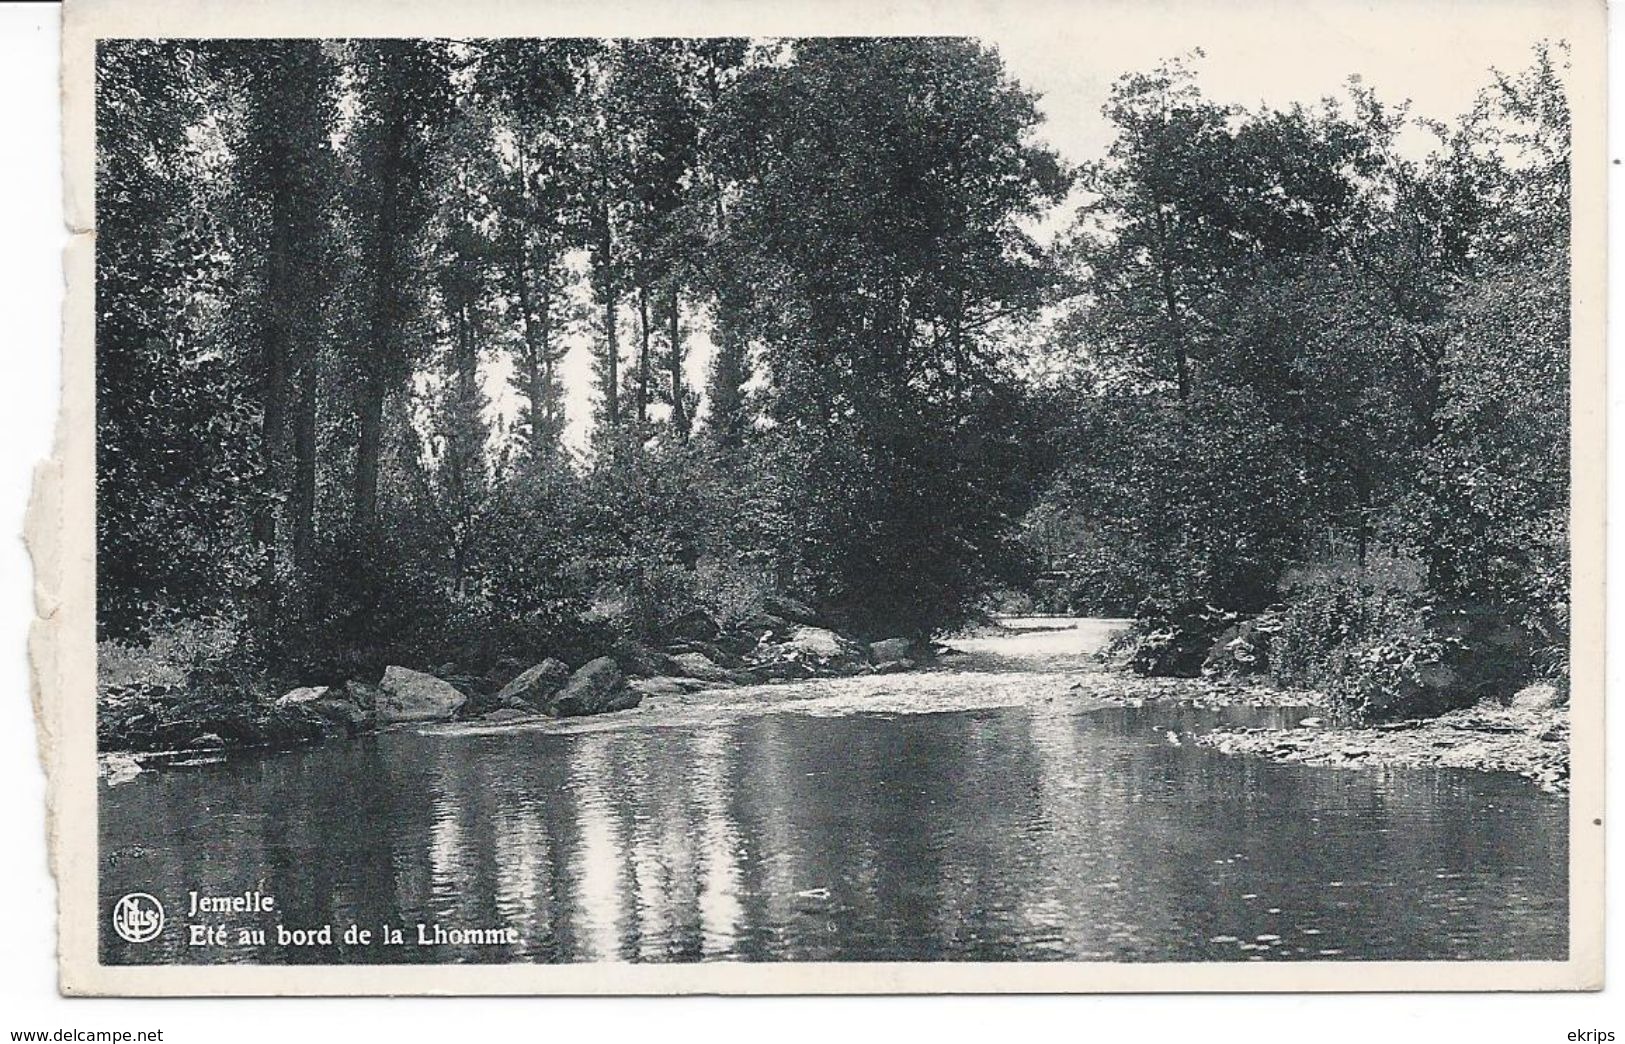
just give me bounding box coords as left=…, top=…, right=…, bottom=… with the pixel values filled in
left=254, top=306, right=289, bottom=629
left=604, top=288, right=620, bottom=431
left=513, top=238, right=539, bottom=452
left=535, top=280, right=555, bottom=455
left=291, top=347, right=317, bottom=575
left=1412, top=330, right=1453, bottom=593
left=253, top=198, right=293, bottom=639
left=353, top=371, right=385, bottom=536
left=597, top=198, right=620, bottom=433
left=450, top=299, right=479, bottom=598
left=1154, top=208, right=1190, bottom=403
left=353, top=124, right=404, bottom=538
left=636, top=285, right=652, bottom=425
left=354, top=247, right=397, bottom=536
left=668, top=286, right=688, bottom=439
left=708, top=340, right=745, bottom=451
left=512, top=233, right=555, bottom=461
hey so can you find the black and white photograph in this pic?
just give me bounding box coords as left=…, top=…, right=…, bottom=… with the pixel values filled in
left=40, top=0, right=1603, bottom=995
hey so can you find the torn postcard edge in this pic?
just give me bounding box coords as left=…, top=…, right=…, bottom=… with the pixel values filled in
left=47, top=0, right=1605, bottom=995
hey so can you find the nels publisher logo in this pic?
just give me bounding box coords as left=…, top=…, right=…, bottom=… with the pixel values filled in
left=112, top=892, right=165, bottom=944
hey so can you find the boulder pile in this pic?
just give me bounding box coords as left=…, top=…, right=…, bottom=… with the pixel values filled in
left=97, top=595, right=930, bottom=766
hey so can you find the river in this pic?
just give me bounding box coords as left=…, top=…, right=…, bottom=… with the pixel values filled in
left=100, top=618, right=1567, bottom=965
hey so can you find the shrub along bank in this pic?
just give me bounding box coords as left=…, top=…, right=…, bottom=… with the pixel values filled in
left=1113, top=553, right=1565, bottom=727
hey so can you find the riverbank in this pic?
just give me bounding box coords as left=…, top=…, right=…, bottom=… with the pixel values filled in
left=1196, top=697, right=1570, bottom=793
left=1066, top=614, right=1572, bottom=793
left=98, top=616, right=1568, bottom=796
left=102, top=651, right=1571, bottom=967
left=97, top=602, right=927, bottom=780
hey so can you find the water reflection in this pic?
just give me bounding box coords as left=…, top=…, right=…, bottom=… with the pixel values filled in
left=569, top=735, right=626, bottom=960
left=101, top=702, right=1566, bottom=965
left=693, top=730, right=744, bottom=957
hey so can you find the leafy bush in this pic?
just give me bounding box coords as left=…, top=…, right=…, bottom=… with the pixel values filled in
left=692, top=556, right=773, bottom=631
left=1270, top=553, right=1463, bottom=720
left=1201, top=612, right=1280, bottom=676
left=473, top=472, right=593, bottom=642
left=987, top=588, right=1039, bottom=616
left=97, top=613, right=246, bottom=691
left=1122, top=600, right=1239, bottom=677
left=283, top=528, right=460, bottom=678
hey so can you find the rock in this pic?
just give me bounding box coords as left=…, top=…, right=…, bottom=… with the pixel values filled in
left=494, top=658, right=571, bottom=707
left=263, top=703, right=346, bottom=743
left=443, top=673, right=484, bottom=698
left=377, top=666, right=468, bottom=724
left=871, top=658, right=914, bottom=674
left=869, top=638, right=913, bottom=664
left=308, top=695, right=372, bottom=731
left=549, top=657, right=641, bottom=717
left=747, top=623, right=869, bottom=677
left=1511, top=682, right=1564, bottom=711
left=671, top=652, right=736, bottom=684
left=666, top=639, right=737, bottom=666
left=612, top=642, right=681, bottom=679
left=1359, top=659, right=1462, bottom=718
left=275, top=685, right=329, bottom=707
left=184, top=666, right=237, bottom=690
left=711, top=631, right=760, bottom=659
left=745, top=659, right=811, bottom=681
left=736, top=612, right=790, bottom=639
left=1416, top=663, right=1459, bottom=691
left=782, top=625, right=858, bottom=660
left=1201, top=618, right=1274, bottom=677
left=1134, top=602, right=1237, bottom=678
left=1430, top=608, right=1549, bottom=704
left=478, top=707, right=537, bottom=723
left=761, top=594, right=820, bottom=625
left=668, top=608, right=721, bottom=643
left=479, top=655, right=529, bottom=693
left=628, top=676, right=693, bottom=698
left=100, top=753, right=143, bottom=787
left=341, top=679, right=381, bottom=711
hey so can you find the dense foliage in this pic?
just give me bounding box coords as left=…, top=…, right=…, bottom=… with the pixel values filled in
left=97, top=39, right=1571, bottom=717
left=1029, top=48, right=1571, bottom=716
left=97, top=38, right=1066, bottom=681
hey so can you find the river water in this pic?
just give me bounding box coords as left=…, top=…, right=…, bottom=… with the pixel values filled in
left=100, top=619, right=1567, bottom=965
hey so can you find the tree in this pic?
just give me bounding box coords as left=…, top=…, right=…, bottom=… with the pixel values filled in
left=704, top=297, right=752, bottom=453
left=423, top=102, right=504, bottom=597
left=345, top=39, right=454, bottom=536
left=711, top=38, right=1069, bottom=635
left=1416, top=46, right=1571, bottom=669
left=231, top=40, right=342, bottom=624
left=573, top=42, right=632, bottom=443
left=1051, top=59, right=1432, bottom=609
left=477, top=39, right=588, bottom=464
left=96, top=41, right=263, bottom=637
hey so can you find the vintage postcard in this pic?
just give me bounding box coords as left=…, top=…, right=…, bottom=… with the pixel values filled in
left=42, top=0, right=1603, bottom=994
